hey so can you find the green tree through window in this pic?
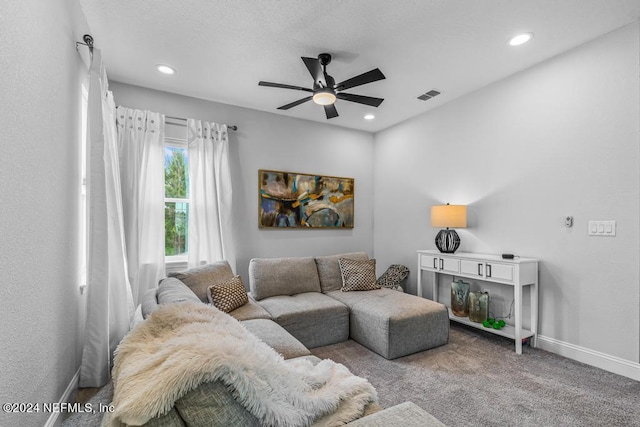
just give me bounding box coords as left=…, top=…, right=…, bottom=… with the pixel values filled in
left=164, top=146, right=189, bottom=256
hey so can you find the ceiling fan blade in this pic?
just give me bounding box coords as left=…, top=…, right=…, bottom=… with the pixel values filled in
left=324, top=104, right=339, bottom=119
left=302, top=57, right=327, bottom=88
left=259, top=81, right=313, bottom=92
left=335, top=68, right=385, bottom=91
left=277, top=96, right=313, bottom=110
left=336, top=92, right=384, bottom=107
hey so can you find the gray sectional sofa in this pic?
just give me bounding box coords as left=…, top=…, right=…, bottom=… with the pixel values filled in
left=247, top=252, right=450, bottom=359
left=137, top=252, right=449, bottom=426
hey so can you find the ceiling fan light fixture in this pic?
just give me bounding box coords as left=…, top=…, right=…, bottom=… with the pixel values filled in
left=313, top=89, right=336, bottom=105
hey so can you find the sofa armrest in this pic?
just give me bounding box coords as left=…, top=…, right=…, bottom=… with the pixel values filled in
left=345, top=402, right=446, bottom=426
left=140, top=287, right=160, bottom=319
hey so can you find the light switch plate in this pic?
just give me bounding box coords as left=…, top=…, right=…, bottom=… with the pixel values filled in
left=588, top=220, right=616, bottom=236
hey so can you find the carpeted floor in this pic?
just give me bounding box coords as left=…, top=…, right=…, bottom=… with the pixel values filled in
left=312, top=324, right=640, bottom=427
left=63, top=323, right=640, bottom=426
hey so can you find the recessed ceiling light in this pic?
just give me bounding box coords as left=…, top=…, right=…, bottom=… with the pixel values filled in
left=156, top=64, right=176, bottom=75
left=509, top=33, right=534, bottom=46
left=364, top=114, right=375, bottom=120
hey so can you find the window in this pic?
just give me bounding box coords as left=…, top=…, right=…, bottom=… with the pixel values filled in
left=164, top=136, right=189, bottom=259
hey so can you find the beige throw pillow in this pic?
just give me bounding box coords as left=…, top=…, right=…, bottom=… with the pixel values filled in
left=338, top=258, right=381, bottom=292
left=207, top=276, right=248, bottom=313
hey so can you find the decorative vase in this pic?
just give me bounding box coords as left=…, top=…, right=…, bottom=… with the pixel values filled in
left=469, top=291, right=489, bottom=323
left=450, top=279, right=470, bottom=317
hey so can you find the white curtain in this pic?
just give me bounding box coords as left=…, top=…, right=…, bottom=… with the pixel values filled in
left=80, top=49, right=135, bottom=388
left=116, top=107, right=166, bottom=305
left=187, top=120, right=236, bottom=271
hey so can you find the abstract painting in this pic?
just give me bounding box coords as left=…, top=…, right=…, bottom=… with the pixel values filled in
left=258, top=169, right=354, bottom=228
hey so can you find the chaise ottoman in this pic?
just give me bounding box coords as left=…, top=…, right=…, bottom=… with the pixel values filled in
left=327, top=288, right=449, bottom=359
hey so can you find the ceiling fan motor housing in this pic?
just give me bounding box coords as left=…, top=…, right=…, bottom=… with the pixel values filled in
left=318, top=53, right=332, bottom=67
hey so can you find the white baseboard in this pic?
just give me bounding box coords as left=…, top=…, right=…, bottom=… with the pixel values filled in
left=45, top=368, right=80, bottom=427
left=537, top=335, right=640, bottom=381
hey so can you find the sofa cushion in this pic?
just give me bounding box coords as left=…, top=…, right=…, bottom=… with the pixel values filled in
left=169, top=261, right=234, bottom=302
left=257, top=292, right=349, bottom=348
left=249, top=257, right=321, bottom=300
left=174, top=380, right=260, bottom=426
left=157, top=277, right=201, bottom=305
left=228, top=294, right=272, bottom=321
left=207, top=276, right=248, bottom=313
left=339, top=258, right=381, bottom=292
left=315, top=252, right=370, bottom=293
left=241, top=319, right=311, bottom=360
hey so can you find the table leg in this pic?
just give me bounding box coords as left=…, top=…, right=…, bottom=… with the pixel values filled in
left=417, top=259, right=422, bottom=298
left=530, top=279, right=538, bottom=348
left=433, top=271, right=438, bottom=303
left=514, top=284, right=522, bottom=354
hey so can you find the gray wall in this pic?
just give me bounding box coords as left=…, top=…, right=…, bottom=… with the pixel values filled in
left=373, top=23, right=640, bottom=364
left=0, top=0, right=90, bottom=425
left=111, top=83, right=375, bottom=281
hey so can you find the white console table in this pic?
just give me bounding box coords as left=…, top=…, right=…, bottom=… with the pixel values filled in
left=417, top=250, right=539, bottom=354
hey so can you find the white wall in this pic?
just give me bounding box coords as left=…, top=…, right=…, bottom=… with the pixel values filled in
left=373, top=23, right=640, bottom=366
left=110, top=83, right=375, bottom=281
left=0, top=0, right=90, bottom=425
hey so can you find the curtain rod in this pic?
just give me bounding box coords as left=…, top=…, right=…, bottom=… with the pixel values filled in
left=76, top=34, right=94, bottom=59
left=166, top=115, right=238, bottom=131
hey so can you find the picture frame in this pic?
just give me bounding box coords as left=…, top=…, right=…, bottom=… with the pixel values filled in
left=258, top=169, right=354, bottom=228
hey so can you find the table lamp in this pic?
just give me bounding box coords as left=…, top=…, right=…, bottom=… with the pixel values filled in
left=431, top=203, right=467, bottom=253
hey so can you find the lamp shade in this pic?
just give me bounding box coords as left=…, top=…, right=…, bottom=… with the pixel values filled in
left=431, top=204, right=467, bottom=229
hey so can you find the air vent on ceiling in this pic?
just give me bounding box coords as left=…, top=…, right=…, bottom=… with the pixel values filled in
left=417, top=90, right=441, bottom=101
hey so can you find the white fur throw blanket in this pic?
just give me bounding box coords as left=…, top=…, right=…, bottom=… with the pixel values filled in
left=102, top=301, right=377, bottom=426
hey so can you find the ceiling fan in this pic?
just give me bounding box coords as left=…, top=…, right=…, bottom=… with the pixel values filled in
left=258, top=53, right=385, bottom=119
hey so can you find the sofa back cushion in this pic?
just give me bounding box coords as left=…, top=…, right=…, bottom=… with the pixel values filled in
left=249, top=257, right=321, bottom=300
left=315, top=252, right=370, bottom=293
left=169, top=261, right=235, bottom=302
left=157, top=277, right=201, bottom=305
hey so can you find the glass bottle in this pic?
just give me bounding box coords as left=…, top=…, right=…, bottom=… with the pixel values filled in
left=469, top=291, right=489, bottom=323
left=450, top=280, right=470, bottom=317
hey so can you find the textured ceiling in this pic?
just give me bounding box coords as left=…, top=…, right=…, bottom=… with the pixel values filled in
left=78, top=0, right=640, bottom=132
